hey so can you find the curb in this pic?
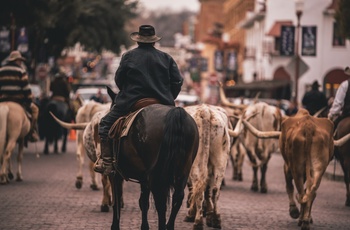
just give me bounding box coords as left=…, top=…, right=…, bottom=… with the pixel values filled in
left=324, top=160, right=343, bottom=182
left=324, top=171, right=344, bottom=182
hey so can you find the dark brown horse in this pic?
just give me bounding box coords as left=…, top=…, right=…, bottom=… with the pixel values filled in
left=107, top=89, right=199, bottom=230
left=334, top=116, right=350, bottom=206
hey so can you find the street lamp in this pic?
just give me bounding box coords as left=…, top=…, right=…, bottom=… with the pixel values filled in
left=294, top=0, right=304, bottom=104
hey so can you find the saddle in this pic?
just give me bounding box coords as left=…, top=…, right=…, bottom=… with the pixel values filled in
left=108, top=98, right=160, bottom=140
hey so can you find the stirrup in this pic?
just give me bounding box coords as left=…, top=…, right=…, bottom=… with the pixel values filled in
left=94, top=159, right=114, bottom=175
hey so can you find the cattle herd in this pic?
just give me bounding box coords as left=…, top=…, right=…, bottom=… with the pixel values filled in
left=2, top=82, right=350, bottom=230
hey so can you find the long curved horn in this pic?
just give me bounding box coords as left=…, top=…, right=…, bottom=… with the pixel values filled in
left=313, top=106, right=327, bottom=117
left=227, top=112, right=258, bottom=137
left=218, top=81, right=247, bottom=110
left=242, top=119, right=281, bottom=139
left=49, top=112, right=88, bottom=130
left=334, top=132, right=350, bottom=146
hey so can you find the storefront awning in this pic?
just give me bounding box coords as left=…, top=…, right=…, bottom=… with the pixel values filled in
left=267, top=21, right=293, bottom=37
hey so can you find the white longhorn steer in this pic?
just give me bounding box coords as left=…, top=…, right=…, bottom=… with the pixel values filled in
left=74, top=100, right=111, bottom=190
left=183, top=104, right=232, bottom=230
left=242, top=108, right=350, bottom=230
left=240, top=101, right=282, bottom=193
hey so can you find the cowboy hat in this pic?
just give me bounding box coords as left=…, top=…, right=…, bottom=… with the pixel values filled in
left=130, top=25, right=161, bottom=43
left=8, top=50, right=26, bottom=62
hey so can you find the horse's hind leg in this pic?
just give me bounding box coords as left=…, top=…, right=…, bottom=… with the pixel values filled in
left=139, top=183, right=150, bottom=230
left=152, top=184, right=167, bottom=230
left=54, top=138, right=58, bottom=154
left=0, top=140, right=16, bottom=184
left=16, top=141, right=25, bottom=182
left=167, top=177, right=187, bottom=230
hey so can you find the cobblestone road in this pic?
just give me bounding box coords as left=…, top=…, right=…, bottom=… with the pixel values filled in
left=1, top=140, right=349, bottom=230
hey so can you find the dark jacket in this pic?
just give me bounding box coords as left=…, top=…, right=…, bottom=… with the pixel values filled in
left=114, top=44, right=183, bottom=112
left=302, top=89, right=327, bottom=115
left=0, top=61, right=33, bottom=105
left=50, top=76, right=70, bottom=100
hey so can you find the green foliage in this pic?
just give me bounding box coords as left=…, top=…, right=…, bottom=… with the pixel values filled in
left=0, top=0, right=139, bottom=59
left=335, top=0, right=350, bottom=39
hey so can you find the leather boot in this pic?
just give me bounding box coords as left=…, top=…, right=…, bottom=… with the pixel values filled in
left=94, top=139, right=114, bottom=175
left=28, top=119, right=39, bottom=142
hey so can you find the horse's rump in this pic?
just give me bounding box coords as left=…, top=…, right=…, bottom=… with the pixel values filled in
left=117, top=104, right=199, bottom=185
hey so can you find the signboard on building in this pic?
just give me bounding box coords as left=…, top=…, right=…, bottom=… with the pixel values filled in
left=280, top=25, right=295, bottom=56
left=301, top=26, right=317, bottom=56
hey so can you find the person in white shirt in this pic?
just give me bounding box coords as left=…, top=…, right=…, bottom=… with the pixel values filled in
left=328, top=67, right=350, bottom=123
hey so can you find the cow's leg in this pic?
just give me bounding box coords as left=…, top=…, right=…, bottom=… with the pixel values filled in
left=139, top=183, right=150, bottom=230
left=89, top=161, right=99, bottom=190
left=16, top=141, right=24, bottom=182
left=246, top=148, right=259, bottom=191
left=259, top=154, right=271, bottom=193
left=44, top=139, right=49, bottom=154
left=251, top=164, right=259, bottom=192
left=284, top=164, right=299, bottom=219
left=61, top=130, right=67, bottom=153
left=100, top=174, right=111, bottom=212
left=75, top=132, right=85, bottom=189
left=54, top=137, right=58, bottom=154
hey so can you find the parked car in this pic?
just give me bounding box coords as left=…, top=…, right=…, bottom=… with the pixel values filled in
left=75, top=87, right=111, bottom=104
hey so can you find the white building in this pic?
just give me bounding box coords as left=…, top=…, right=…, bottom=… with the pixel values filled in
left=238, top=0, right=350, bottom=104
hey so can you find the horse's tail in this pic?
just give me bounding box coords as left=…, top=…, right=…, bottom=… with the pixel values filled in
left=0, top=105, right=9, bottom=157
left=160, top=107, right=189, bottom=188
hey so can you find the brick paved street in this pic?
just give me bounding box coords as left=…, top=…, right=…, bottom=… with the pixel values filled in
left=1, top=140, right=350, bottom=230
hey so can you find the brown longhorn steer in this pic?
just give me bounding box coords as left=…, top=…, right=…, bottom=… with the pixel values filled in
left=241, top=108, right=350, bottom=230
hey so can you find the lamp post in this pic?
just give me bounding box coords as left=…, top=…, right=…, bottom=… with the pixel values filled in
left=294, top=0, right=304, bottom=104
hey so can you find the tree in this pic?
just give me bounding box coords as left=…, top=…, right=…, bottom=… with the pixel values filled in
left=0, top=0, right=139, bottom=61
left=335, top=0, right=350, bottom=39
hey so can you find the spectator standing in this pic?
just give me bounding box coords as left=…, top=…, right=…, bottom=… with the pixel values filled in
left=302, top=80, right=328, bottom=115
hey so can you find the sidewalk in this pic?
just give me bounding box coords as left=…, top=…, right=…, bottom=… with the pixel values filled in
left=324, top=158, right=344, bottom=182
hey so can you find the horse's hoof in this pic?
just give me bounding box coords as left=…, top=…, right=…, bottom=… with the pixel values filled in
left=100, top=204, right=109, bottom=212
left=260, top=187, right=267, bottom=193
left=16, top=176, right=23, bottom=182
left=301, top=220, right=310, bottom=230
left=184, top=215, right=195, bottom=222
left=211, top=214, right=221, bottom=229
left=193, top=222, right=204, bottom=230
left=250, top=185, right=259, bottom=192
left=90, top=184, right=99, bottom=191
left=289, top=205, right=300, bottom=219
left=75, top=180, right=82, bottom=189
left=8, top=172, right=14, bottom=180
left=345, top=197, right=350, bottom=206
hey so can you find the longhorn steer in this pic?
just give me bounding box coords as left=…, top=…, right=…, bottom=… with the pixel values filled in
left=239, top=102, right=282, bottom=193
left=74, top=101, right=111, bottom=190
left=184, top=104, right=232, bottom=230
left=242, top=108, right=350, bottom=230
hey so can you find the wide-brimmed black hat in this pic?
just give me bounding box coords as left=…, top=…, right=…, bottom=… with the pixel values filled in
left=130, top=25, right=161, bottom=43
left=312, top=80, right=320, bottom=88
